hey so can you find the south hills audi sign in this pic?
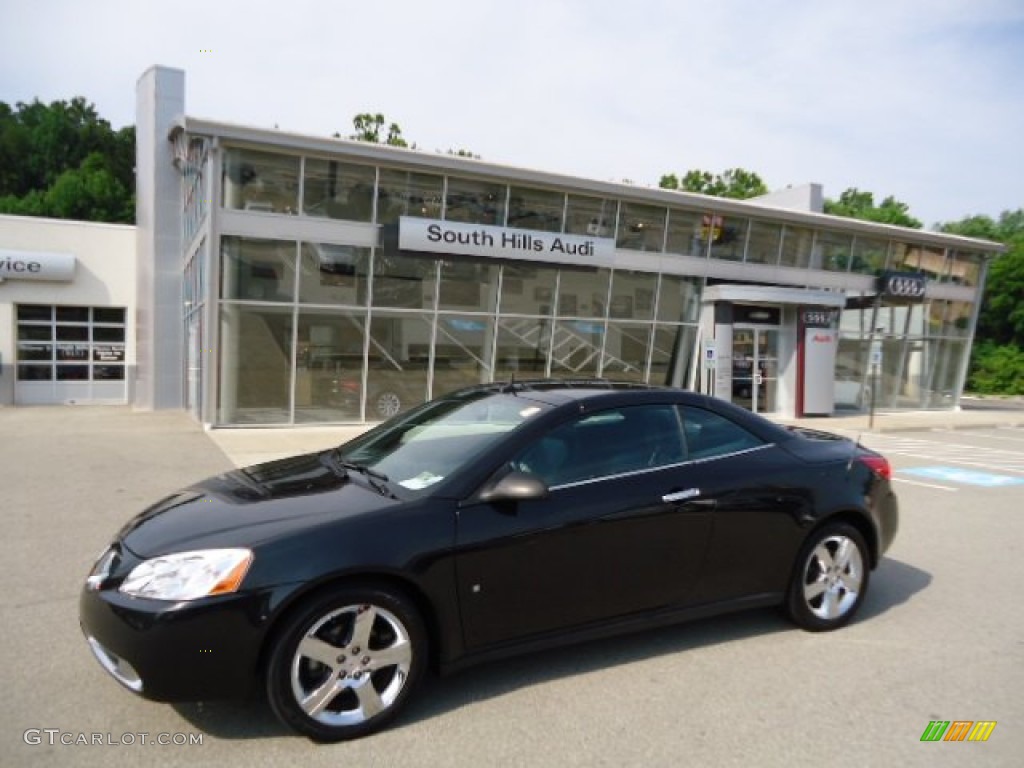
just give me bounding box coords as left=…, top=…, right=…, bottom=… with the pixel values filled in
left=878, top=271, right=927, bottom=301
left=398, top=217, right=615, bottom=264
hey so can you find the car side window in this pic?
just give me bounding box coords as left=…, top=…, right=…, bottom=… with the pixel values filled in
left=679, top=406, right=765, bottom=460
left=514, top=405, right=686, bottom=486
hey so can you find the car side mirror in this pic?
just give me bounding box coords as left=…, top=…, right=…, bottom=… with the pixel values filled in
left=478, top=471, right=549, bottom=504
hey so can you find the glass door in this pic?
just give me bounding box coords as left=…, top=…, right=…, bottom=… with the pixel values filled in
left=731, top=326, right=779, bottom=414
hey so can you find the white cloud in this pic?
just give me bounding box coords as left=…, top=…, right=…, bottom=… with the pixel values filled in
left=1, top=0, right=1021, bottom=226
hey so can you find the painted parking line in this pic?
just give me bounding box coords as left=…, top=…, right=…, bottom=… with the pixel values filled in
left=936, top=428, right=1024, bottom=444
left=891, top=476, right=958, bottom=492
left=899, top=466, right=1024, bottom=487
left=860, top=435, right=1024, bottom=475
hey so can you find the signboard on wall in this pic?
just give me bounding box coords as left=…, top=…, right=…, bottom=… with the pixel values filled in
left=800, top=307, right=839, bottom=416
left=0, top=249, right=76, bottom=282
left=703, top=339, right=716, bottom=370
left=800, top=309, right=836, bottom=328
left=877, top=271, right=926, bottom=301
left=398, top=217, right=616, bottom=265
left=93, top=345, right=126, bottom=363
left=734, top=305, right=781, bottom=325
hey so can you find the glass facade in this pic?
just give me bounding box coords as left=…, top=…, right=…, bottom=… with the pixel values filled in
left=222, top=148, right=299, bottom=214
left=817, top=229, right=854, bottom=272
left=215, top=239, right=701, bottom=424
left=376, top=168, right=444, bottom=224
left=665, top=209, right=708, bottom=257
left=745, top=220, right=781, bottom=265
left=565, top=194, right=617, bottom=238
left=508, top=186, right=565, bottom=232
left=303, top=158, right=376, bottom=221
left=836, top=291, right=976, bottom=411
left=445, top=176, right=506, bottom=225
left=616, top=203, right=666, bottom=252
left=708, top=213, right=747, bottom=261
left=779, top=224, right=814, bottom=268
left=197, top=144, right=997, bottom=424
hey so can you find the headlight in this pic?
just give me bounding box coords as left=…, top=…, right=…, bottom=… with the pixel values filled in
left=86, top=546, right=118, bottom=591
left=119, top=548, right=253, bottom=601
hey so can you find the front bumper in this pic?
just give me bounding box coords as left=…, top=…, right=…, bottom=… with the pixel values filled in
left=79, top=584, right=278, bottom=702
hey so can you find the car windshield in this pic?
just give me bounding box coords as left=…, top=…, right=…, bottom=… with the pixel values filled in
left=337, top=391, right=550, bottom=493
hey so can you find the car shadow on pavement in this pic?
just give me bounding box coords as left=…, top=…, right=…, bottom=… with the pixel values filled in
left=857, top=556, right=932, bottom=622
left=172, top=698, right=290, bottom=739
left=171, top=556, right=930, bottom=741
left=171, top=608, right=792, bottom=740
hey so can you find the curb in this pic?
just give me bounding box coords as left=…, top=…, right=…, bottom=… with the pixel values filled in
left=770, top=414, right=1024, bottom=435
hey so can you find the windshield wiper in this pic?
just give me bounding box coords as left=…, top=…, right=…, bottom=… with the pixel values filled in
left=329, top=454, right=396, bottom=498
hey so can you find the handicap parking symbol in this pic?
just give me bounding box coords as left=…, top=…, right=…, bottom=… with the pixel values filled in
left=900, top=466, right=1024, bottom=487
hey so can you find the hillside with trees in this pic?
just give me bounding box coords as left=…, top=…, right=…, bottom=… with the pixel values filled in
left=0, top=97, right=134, bottom=223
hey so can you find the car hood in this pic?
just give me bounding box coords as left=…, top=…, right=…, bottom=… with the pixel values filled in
left=117, top=451, right=397, bottom=558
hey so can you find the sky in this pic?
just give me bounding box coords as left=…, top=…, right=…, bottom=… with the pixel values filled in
left=1, top=0, right=1022, bottom=229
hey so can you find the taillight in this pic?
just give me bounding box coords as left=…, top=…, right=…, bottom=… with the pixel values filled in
left=858, top=454, right=892, bottom=479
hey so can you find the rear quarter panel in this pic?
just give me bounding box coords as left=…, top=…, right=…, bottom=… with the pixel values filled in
left=687, top=445, right=823, bottom=603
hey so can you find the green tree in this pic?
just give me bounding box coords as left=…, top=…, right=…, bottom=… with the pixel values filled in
left=44, top=152, right=134, bottom=222
left=348, top=113, right=409, bottom=147
left=0, top=97, right=134, bottom=223
left=659, top=168, right=768, bottom=199
left=942, top=210, right=1024, bottom=347
left=0, top=189, right=46, bottom=217
left=967, top=341, right=1024, bottom=395
left=824, top=188, right=922, bottom=229
left=940, top=209, right=1024, bottom=394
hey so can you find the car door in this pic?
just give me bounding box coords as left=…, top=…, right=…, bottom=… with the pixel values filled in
left=677, top=405, right=814, bottom=603
left=455, top=404, right=715, bottom=650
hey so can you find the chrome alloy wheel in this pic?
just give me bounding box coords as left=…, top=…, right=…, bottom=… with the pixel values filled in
left=290, top=603, right=413, bottom=727
left=375, top=392, right=402, bottom=419
left=801, top=534, right=864, bottom=621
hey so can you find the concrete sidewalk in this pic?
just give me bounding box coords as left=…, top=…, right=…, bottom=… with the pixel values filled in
left=206, top=397, right=1024, bottom=468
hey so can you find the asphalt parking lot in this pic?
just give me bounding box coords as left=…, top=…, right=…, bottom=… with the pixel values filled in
left=1, top=405, right=1022, bottom=767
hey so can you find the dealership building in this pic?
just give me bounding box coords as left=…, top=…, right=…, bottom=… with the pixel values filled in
left=0, top=66, right=1006, bottom=425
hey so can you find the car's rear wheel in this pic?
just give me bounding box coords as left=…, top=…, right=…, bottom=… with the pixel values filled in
left=266, top=585, right=426, bottom=741
left=373, top=390, right=402, bottom=419
left=786, top=523, right=869, bottom=632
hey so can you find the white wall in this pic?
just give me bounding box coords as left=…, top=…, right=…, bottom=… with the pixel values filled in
left=0, top=214, right=136, bottom=405
left=749, top=183, right=825, bottom=213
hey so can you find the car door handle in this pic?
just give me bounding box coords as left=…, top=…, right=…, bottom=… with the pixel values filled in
left=663, top=489, right=718, bottom=508
left=663, top=489, right=701, bottom=503
left=687, top=499, right=718, bottom=508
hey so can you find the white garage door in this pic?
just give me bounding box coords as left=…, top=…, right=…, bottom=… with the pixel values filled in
left=15, top=304, right=128, bottom=405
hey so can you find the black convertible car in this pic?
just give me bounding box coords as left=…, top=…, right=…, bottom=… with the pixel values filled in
left=80, top=381, right=898, bottom=741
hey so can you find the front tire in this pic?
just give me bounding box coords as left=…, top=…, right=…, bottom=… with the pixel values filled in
left=266, top=585, right=426, bottom=741
left=373, top=390, right=403, bottom=420
left=786, top=523, right=870, bottom=632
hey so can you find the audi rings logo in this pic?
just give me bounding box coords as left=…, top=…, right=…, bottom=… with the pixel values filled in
left=879, top=271, right=926, bottom=300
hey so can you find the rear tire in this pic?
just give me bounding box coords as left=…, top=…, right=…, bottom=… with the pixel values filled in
left=266, top=585, right=426, bottom=741
left=786, top=523, right=870, bottom=632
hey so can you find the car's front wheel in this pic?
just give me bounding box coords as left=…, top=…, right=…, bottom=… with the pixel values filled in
left=373, top=390, right=403, bottom=420
left=786, top=523, right=870, bottom=632
left=266, top=585, right=426, bottom=741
